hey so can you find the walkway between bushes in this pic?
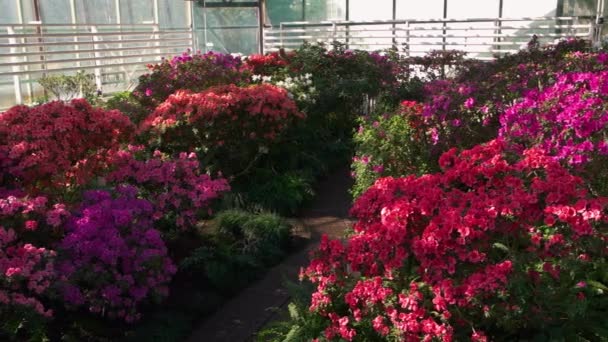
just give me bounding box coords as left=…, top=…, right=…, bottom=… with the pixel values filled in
left=187, top=168, right=354, bottom=342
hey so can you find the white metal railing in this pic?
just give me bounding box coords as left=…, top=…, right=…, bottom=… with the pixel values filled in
left=264, top=16, right=597, bottom=59
left=0, top=23, right=194, bottom=104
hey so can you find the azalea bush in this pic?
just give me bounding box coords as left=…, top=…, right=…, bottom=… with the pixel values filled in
left=499, top=70, right=608, bottom=195
left=57, top=187, right=176, bottom=323
left=351, top=100, right=434, bottom=198
left=299, top=140, right=607, bottom=341
left=134, top=51, right=248, bottom=108
left=0, top=99, right=134, bottom=191
left=0, top=189, right=71, bottom=340
left=108, top=146, right=230, bottom=232
left=245, top=51, right=293, bottom=76
left=0, top=191, right=70, bottom=247
left=0, top=227, right=56, bottom=340
left=409, top=38, right=598, bottom=158
left=139, top=83, right=304, bottom=177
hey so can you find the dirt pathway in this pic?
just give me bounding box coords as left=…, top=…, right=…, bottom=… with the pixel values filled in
left=187, top=169, right=354, bottom=342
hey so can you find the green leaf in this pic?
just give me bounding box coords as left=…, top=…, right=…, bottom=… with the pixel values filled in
left=586, top=280, right=608, bottom=291
left=287, top=302, right=300, bottom=321
left=493, top=242, right=510, bottom=252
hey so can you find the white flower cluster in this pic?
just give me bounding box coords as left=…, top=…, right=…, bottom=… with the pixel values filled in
left=252, top=73, right=317, bottom=103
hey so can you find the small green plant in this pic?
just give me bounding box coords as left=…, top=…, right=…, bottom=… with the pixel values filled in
left=255, top=281, right=328, bottom=342
left=104, top=91, right=148, bottom=125
left=38, top=71, right=97, bottom=101
left=243, top=171, right=315, bottom=215
left=216, top=210, right=292, bottom=265
left=179, top=210, right=293, bottom=295
left=351, top=101, right=435, bottom=198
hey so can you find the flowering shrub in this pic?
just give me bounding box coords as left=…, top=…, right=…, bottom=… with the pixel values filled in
left=0, top=192, right=70, bottom=248
left=57, top=187, right=176, bottom=323
left=245, top=51, right=292, bottom=75
left=139, top=84, right=304, bottom=176
left=0, top=99, right=133, bottom=190
left=411, top=38, right=598, bottom=156
left=252, top=73, right=318, bottom=110
left=301, top=140, right=608, bottom=341
left=0, top=191, right=64, bottom=339
left=499, top=70, right=608, bottom=194
left=351, top=100, right=433, bottom=198
left=134, top=51, right=248, bottom=108
left=0, top=227, right=56, bottom=318
left=108, top=146, right=230, bottom=230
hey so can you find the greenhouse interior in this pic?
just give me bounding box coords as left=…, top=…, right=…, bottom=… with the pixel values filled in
left=1, top=0, right=608, bottom=341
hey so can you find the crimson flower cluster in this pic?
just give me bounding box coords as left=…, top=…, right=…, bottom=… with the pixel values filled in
left=57, top=187, right=176, bottom=323
left=245, top=51, right=291, bottom=75
left=139, top=84, right=304, bottom=175
left=0, top=99, right=133, bottom=190
left=303, top=140, right=607, bottom=341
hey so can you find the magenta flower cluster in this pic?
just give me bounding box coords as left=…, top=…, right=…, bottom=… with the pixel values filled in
left=57, top=187, right=176, bottom=323
left=500, top=70, right=608, bottom=165
left=108, top=146, right=230, bottom=229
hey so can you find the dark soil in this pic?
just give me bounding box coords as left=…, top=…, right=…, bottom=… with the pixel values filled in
left=187, top=168, right=354, bottom=342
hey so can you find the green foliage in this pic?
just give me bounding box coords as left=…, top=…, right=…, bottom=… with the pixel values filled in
left=123, top=311, right=193, bottom=342
left=255, top=281, right=328, bottom=342
left=0, top=307, right=49, bottom=342
left=180, top=210, right=293, bottom=295
left=216, top=210, right=292, bottom=265
left=350, top=104, right=435, bottom=198
left=242, top=171, right=315, bottom=216
left=37, top=71, right=97, bottom=102
left=180, top=243, right=262, bottom=295
left=104, top=91, right=149, bottom=125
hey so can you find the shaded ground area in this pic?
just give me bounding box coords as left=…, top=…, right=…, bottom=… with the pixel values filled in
left=187, top=169, right=354, bottom=342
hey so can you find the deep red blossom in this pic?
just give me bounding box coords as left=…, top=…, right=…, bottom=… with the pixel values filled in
left=301, top=140, right=607, bottom=340
left=0, top=100, right=133, bottom=190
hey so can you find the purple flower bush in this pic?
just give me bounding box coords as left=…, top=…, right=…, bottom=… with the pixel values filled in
left=499, top=69, right=608, bottom=194
left=500, top=70, right=608, bottom=165
left=134, top=50, right=249, bottom=108
left=107, top=146, right=230, bottom=230
left=57, top=187, right=176, bottom=323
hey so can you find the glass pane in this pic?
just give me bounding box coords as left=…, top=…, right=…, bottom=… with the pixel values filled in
left=396, top=0, right=444, bottom=19
left=306, top=0, right=347, bottom=21
left=502, top=0, right=557, bottom=17
left=75, top=0, right=117, bottom=24
left=447, top=0, right=500, bottom=18
left=562, top=0, right=597, bottom=16
left=40, top=0, right=72, bottom=24
left=204, top=27, right=259, bottom=54
left=349, top=0, right=393, bottom=21
left=158, top=0, right=188, bottom=29
left=0, top=0, right=19, bottom=24
left=266, top=0, right=304, bottom=24
left=20, top=0, right=36, bottom=23
left=120, top=0, right=154, bottom=24
left=205, top=7, right=258, bottom=27
left=204, top=0, right=259, bottom=3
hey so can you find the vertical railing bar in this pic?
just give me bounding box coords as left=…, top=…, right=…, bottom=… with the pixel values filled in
left=8, top=26, right=23, bottom=104
left=90, top=25, right=103, bottom=91
left=406, top=21, right=410, bottom=57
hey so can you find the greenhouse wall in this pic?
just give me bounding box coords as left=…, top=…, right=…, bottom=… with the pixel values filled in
left=0, top=0, right=605, bottom=109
